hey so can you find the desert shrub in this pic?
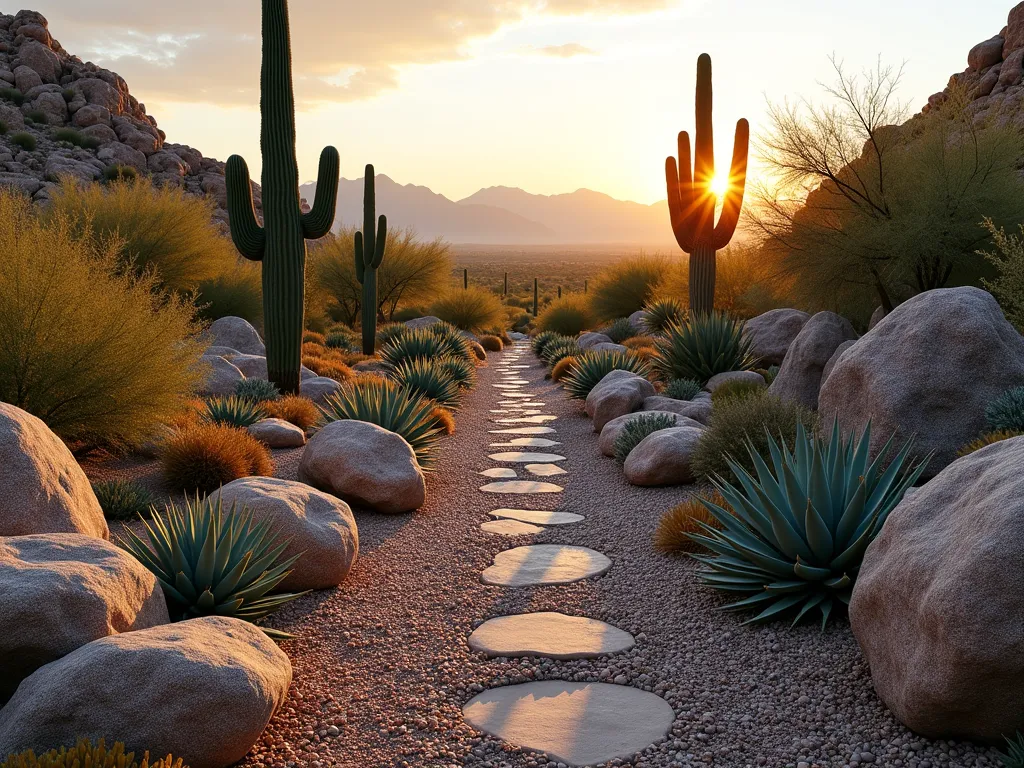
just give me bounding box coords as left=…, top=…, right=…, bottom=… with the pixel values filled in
left=102, top=164, right=138, bottom=183
left=387, top=357, right=462, bottom=409
left=540, top=337, right=581, bottom=367
left=0, top=121, right=7, bottom=136
left=531, top=330, right=567, bottom=356
left=303, top=330, right=326, bottom=344
left=92, top=479, right=156, bottom=521
left=711, top=377, right=767, bottom=405
left=119, top=495, right=303, bottom=637
left=959, top=429, right=1024, bottom=456
left=478, top=334, right=503, bottom=352
left=663, top=378, right=702, bottom=401
left=160, top=423, right=273, bottom=494
left=324, top=326, right=359, bottom=350
left=392, top=306, right=425, bottom=322
left=438, top=355, right=477, bottom=390
left=376, top=322, right=408, bottom=348
left=25, top=109, right=47, bottom=124
left=652, top=311, right=755, bottom=384
left=614, top=412, right=677, bottom=463
left=605, top=317, right=638, bottom=344
left=644, top=298, right=686, bottom=334
left=235, top=378, right=280, bottom=403
left=692, top=394, right=818, bottom=483
left=0, top=191, right=204, bottom=449
left=629, top=344, right=658, bottom=362
left=47, top=177, right=236, bottom=293
left=0, top=86, right=24, bottom=105
left=986, top=386, right=1024, bottom=432
left=264, top=395, right=319, bottom=431
left=430, top=286, right=504, bottom=331
left=302, top=341, right=328, bottom=358
left=203, top=395, right=265, bottom=428
left=195, top=264, right=263, bottom=325
left=589, top=254, right=669, bottom=321
left=551, top=355, right=577, bottom=382
left=654, top=489, right=729, bottom=554
left=53, top=127, right=86, bottom=146
left=983, top=219, right=1024, bottom=331
left=562, top=350, right=651, bottom=399
left=486, top=326, right=513, bottom=345
left=429, top=405, right=456, bottom=435
left=755, top=366, right=780, bottom=386
left=319, top=379, right=443, bottom=468
left=623, top=335, right=658, bottom=350
left=62, top=88, right=76, bottom=102
left=10, top=131, right=36, bottom=150
left=0, top=738, right=185, bottom=768
left=535, top=294, right=596, bottom=336
left=305, top=358, right=354, bottom=383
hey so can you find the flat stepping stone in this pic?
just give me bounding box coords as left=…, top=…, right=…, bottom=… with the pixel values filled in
left=494, top=415, right=557, bottom=424
left=481, top=544, right=609, bottom=586
left=491, top=509, right=584, bottom=525
left=488, top=451, right=565, bottom=463
left=479, top=467, right=517, bottom=478
left=526, top=463, right=567, bottom=477
left=499, top=393, right=535, bottom=399
left=463, top=682, right=674, bottom=767
left=493, top=383, right=526, bottom=389
left=489, top=438, right=561, bottom=447
left=468, top=612, right=634, bottom=659
left=490, top=427, right=556, bottom=435
left=480, top=519, right=544, bottom=536
left=509, top=365, right=531, bottom=368
left=480, top=481, right=563, bottom=494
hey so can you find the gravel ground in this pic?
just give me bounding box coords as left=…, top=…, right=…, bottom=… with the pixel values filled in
left=85, top=347, right=1003, bottom=768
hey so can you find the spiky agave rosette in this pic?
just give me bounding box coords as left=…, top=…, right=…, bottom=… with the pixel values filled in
left=688, top=420, right=928, bottom=628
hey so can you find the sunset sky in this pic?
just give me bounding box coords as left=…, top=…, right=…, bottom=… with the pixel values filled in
left=30, top=0, right=1013, bottom=205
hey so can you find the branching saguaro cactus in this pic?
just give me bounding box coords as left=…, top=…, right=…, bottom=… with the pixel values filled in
left=226, top=0, right=339, bottom=394
left=665, top=53, right=749, bottom=316
left=355, top=165, right=387, bottom=355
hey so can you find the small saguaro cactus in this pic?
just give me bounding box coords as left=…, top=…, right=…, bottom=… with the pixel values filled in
left=225, top=0, right=340, bottom=395
left=665, top=53, right=749, bottom=316
left=533, top=278, right=539, bottom=317
left=355, top=165, right=388, bottom=355
left=558, top=285, right=562, bottom=299
left=503, top=271, right=508, bottom=296
left=463, top=268, right=468, bottom=290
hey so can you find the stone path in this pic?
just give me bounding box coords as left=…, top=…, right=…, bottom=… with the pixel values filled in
left=462, top=340, right=674, bottom=766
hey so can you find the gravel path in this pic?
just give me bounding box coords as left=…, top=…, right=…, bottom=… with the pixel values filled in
left=95, top=344, right=1004, bottom=768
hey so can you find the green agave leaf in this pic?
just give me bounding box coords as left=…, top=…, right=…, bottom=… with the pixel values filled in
left=743, top=593, right=807, bottom=625
left=803, top=499, right=835, bottom=564
left=792, top=592, right=828, bottom=626
left=793, top=558, right=833, bottom=581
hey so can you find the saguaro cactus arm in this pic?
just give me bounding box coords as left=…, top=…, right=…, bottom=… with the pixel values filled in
left=225, top=155, right=266, bottom=261
left=301, top=146, right=341, bottom=240
left=712, top=117, right=750, bottom=249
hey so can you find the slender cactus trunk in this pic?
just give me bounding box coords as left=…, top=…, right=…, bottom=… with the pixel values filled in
left=689, top=244, right=716, bottom=316
left=533, top=278, right=539, bottom=317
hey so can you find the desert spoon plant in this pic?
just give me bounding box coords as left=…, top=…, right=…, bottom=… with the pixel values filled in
left=355, top=165, right=388, bottom=354
left=225, top=0, right=340, bottom=393
left=665, top=53, right=749, bottom=315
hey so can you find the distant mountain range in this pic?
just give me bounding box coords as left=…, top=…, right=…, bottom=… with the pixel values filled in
left=299, top=175, right=675, bottom=246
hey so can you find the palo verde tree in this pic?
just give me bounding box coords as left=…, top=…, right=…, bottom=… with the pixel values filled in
left=355, top=165, right=388, bottom=355
left=665, top=53, right=750, bottom=315
left=225, top=0, right=340, bottom=394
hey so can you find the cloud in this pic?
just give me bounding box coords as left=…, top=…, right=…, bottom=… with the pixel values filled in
left=34, top=0, right=674, bottom=106
left=534, top=43, right=598, bottom=57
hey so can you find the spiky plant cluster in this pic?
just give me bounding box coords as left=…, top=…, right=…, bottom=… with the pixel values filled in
left=235, top=378, right=281, bottom=403
left=710, top=377, right=766, bottom=405
left=655, top=489, right=729, bottom=554
left=92, top=479, right=157, bottom=521
left=531, top=330, right=566, bottom=356
left=387, top=357, right=462, bottom=409
left=424, top=320, right=477, bottom=361
left=541, top=337, right=581, bottom=367
left=202, top=395, right=266, bottom=428
left=663, top=378, right=703, bottom=401
left=376, top=322, right=408, bottom=348
left=324, top=327, right=358, bottom=350
left=605, top=317, right=638, bottom=344
left=613, top=413, right=677, bottom=464
left=319, top=379, right=444, bottom=468
left=119, top=495, right=306, bottom=638
left=690, top=421, right=928, bottom=628
left=958, top=429, right=1024, bottom=457
left=652, top=311, right=755, bottom=384
left=0, top=739, right=185, bottom=768
left=998, top=732, right=1024, bottom=768
left=986, top=386, right=1024, bottom=432
left=379, top=325, right=475, bottom=369
left=438, top=355, right=477, bottom=390
left=644, top=298, right=686, bottom=334
left=562, top=350, right=651, bottom=399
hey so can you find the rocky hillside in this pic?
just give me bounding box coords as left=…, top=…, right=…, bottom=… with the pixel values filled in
left=0, top=9, right=259, bottom=227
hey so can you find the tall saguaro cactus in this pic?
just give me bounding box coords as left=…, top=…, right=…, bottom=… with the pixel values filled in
left=225, top=0, right=340, bottom=394
left=355, top=165, right=387, bottom=355
left=665, top=53, right=749, bottom=316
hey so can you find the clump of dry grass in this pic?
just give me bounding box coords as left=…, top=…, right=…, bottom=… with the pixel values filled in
left=161, top=423, right=273, bottom=495
left=478, top=334, right=503, bottom=352
left=305, top=359, right=355, bottom=383
left=263, top=395, right=320, bottom=431
left=551, top=355, right=577, bottom=382
left=303, top=330, right=326, bottom=344
left=429, top=405, right=456, bottom=435
left=958, top=429, right=1024, bottom=457
left=654, top=489, right=730, bottom=554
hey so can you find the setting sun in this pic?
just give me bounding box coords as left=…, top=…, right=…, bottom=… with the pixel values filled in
left=710, top=172, right=731, bottom=196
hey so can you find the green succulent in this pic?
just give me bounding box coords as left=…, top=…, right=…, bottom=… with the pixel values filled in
left=324, top=328, right=357, bottom=350
left=689, top=420, right=928, bottom=628
left=438, top=355, right=477, bottom=390
left=387, top=357, right=462, bottom=409
left=711, top=377, right=766, bottom=405
left=92, top=479, right=156, bottom=521
left=562, top=350, right=651, bottom=399
left=614, top=413, right=677, bottom=464
left=378, top=328, right=449, bottom=367
left=531, top=330, right=566, bottom=356
left=986, top=386, right=1024, bottom=432
left=541, top=337, right=581, bottom=367
left=664, top=378, right=703, bottom=401
left=118, top=495, right=306, bottom=639
left=202, top=395, right=266, bottom=428
left=605, top=317, right=637, bottom=344
left=426, top=320, right=478, bottom=361
left=376, top=322, right=409, bottom=348
left=998, top=732, right=1024, bottom=768
left=319, top=379, right=444, bottom=468
left=652, top=311, right=755, bottom=385
left=644, top=298, right=686, bottom=334
left=235, top=378, right=281, bottom=403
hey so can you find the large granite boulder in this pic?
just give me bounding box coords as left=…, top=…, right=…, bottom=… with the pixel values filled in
left=577, top=332, right=614, bottom=351
left=209, top=478, right=357, bottom=591
left=247, top=418, right=306, bottom=449
left=205, top=316, right=265, bottom=356
left=0, top=617, right=291, bottom=768
left=404, top=315, right=442, bottom=330
left=819, top=288, right=1024, bottom=476
left=705, top=370, right=765, bottom=392
left=623, top=426, right=704, bottom=486
left=642, top=394, right=713, bottom=424
left=628, top=310, right=651, bottom=333
left=0, top=404, right=107, bottom=539
left=199, top=355, right=246, bottom=397
left=298, top=420, right=426, bottom=513
left=300, top=376, right=342, bottom=404
left=0, top=534, right=168, bottom=702
left=821, top=340, right=856, bottom=389
left=850, top=437, right=1024, bottom=742
left=585, top=370, right=655, bottom=432
left=742, top=309, right=811, bottom=366
left=598, top=411, right=704, bottom=458
left=768, top=311, right=858, bottom=409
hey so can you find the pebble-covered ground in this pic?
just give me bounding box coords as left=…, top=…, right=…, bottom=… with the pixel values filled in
left=87, top=346, right=1004, bottom=768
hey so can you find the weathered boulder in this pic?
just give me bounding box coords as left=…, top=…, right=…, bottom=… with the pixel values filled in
left=577, top=332, right=614, bottom=350
left=821, top=340, right=856, bottom=389
left=628, top=309, right=651, bottom=333
left=585, top=370, right=655, bottom=432
left=850, top=437, right=1024, bottom=742
left=199, top=355, right=245, bottom=397
left=642, top=394, right=713, bottom=424
left=1005, top=1, right=1024, bottom=57
left=705, top=370, right=765, bottom=392
left=623, top=426, right=704, bottom=486
left=0, top=617, right=291, bottom=768
left=968, top=35, right=1005, bottom=71
left=404, top=315, right=442, bottom=330
left=71, top=103, right=111, bottom=128
left=0, top=534, right=168, bottom=701
left=205, top=316, right=265, bottom=356
left=742, top=309, right=811, bottom=366
left=0, top=404, right=107, bottom=539
left=209, top=478, right=357, bottom=591
left=868, top=306, right=887, bottom=330
left=768, top=311, right=858, bottom=409
left=298, top=420, right=426, bottom=513
left=819, top=288, right=1024, bottom=476
left=13, top=64, right=41, bottom=91
left=16, top=40, right=61, bottom=83
left=599, top=411, right=704, bottom=458
left=247, top=418, right=306, bottom=449
left=96, top=142, right=147, bottom=172
left=590, top=342, right=628, bottom=354
left=300, top=376, right=342, bottom=403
